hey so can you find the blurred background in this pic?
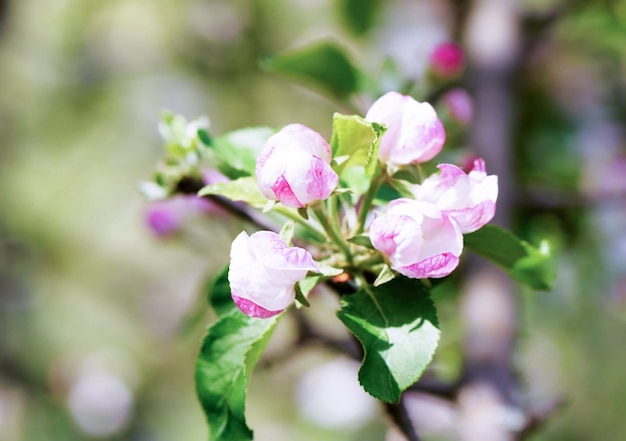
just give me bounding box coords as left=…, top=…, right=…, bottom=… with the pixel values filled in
left=0, top=0, right=624, bottom=440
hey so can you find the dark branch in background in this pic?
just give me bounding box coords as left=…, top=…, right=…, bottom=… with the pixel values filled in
left=0, top=0, right=8, bottom=36
left=520, top=5, right=565, bottom=58
left=292, top=310, right=362, bottom=359
left=407, top=375, right=458, bottom=401
left=386, top=399, right=421, bottom=441
left=176, top=176, right=278, bottom=232
left=518, top=397, right=567, bottom=439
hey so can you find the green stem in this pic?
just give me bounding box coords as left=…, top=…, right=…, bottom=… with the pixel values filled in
left=311, top=202, right=353, bottom=264
left=355, top=171, right=386, bottom=235
left=273, top=206, right=326, bottom=242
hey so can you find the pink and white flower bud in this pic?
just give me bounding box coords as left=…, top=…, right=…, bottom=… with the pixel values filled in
left=412, top=159, right=498, bottom=233
left=429, top=42, right=464, bottom=78
left=256, top=124, right=338, bottom=208
left=365, top=92, right=446, bottom=167
left=228, top=231, right=318, bottom=318
left=369, top=199, right=463, bottom=279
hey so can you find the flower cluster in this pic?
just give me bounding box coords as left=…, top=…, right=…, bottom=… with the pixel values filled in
left=227, top=91, right=498, bottom=318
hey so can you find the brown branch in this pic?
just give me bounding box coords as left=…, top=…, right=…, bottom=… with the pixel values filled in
left=407, top=376, right=458, bottom=401
left=386, top=397, right=421, bottom=441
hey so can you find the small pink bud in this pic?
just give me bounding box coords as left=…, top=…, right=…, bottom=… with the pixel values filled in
left=256, top=124, right=339, bottom=208
left=412, top=159, right=498, bottom=233
left=369, top=199, right=463, bottom=279
left=442, top=88, right=474, bottom=125
left=228, top=231, right=319, bottom=318
left=429, top=42, right=464, bottom=78
left=366, top=92, right=446, bottom=167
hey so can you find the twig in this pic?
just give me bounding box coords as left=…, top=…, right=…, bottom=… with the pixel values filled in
left=176, top=176, right=279, bottom=232
left=407, top=376, right=458, bottom=401
left=385, top=396, right=421, bottom=441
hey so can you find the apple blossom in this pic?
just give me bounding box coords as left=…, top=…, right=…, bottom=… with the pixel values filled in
left=369, top=199, right=463, bottom=279
left=411, top=159, right=498, bottom=233
left=365, top=92, right=446, bottom=167
left=256, top=124, right=338, bottom=208
left=228, top=231, right=319, bottom=318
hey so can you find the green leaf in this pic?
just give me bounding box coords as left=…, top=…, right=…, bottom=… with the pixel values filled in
left=294, top=283, right=311, bottom=307
left=196, top=310, right=281, bottom=441
left=316, top=265, right=344, bottom=277
left=200, top=127, right=275, bottom=179
left=262, top=41, right=362, bottom=99
left=207, top=266, right=235, bottom=317
left=198, top=177, right=268, bottom=209
left=339, top=0, right=383, bottom=36
left=337, top=277, right=440, bottom=403
left=373, top=264, right=396, bottom=287
left=348, top=234, right=374, bottom=250
left=330, top=113, right=385, bottom=177
left=299, top=276, right=323, bottom=298
left=464, top=224, right=556, bottom=290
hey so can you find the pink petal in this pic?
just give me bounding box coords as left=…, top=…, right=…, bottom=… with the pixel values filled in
left=438, top=163, right=466, bottom=181
left=398, top=253, right=460, bottom=279
left=369, top=217, right=400, bottom=257
left=232, top=295, right=283, bottom=318
left=285, top=154, right=338, bottom=206
left=419, top=214, right=463, bottom=258
left=470, top=158, right=487, bottom=174
left=391, top=103, right=445, bottom=165
left=280, top=124, right=332, bottom=162
left=247, top=231, right=287, bottom=254
left=270, top=175, right=303, bottom=207
left=305, top=159, right=339, bottom=200
left=281, top=247, right=319, bottom=272
left=366, top=92, right=407, bottom=162
left=445, top=200, right=496, bottom=234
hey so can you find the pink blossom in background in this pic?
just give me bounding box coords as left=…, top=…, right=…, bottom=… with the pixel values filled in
left=145, top=200, right=182, bottom=237
left=369, top=199, right=463, bottom=279
left=366, top=92, right=446, bottom=168
left=412, top=159, right=498, bottom=233
left=201, top=168, right=230, bottom=186
left=228, top=231, right=318, bottom=318
left=256, top=124, right=338, bottom=208
left=145, top=195, right=216, bottom=237
left=442, top=88, right=474, bottom=125
left=429, top=42, right=464, bottom=77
